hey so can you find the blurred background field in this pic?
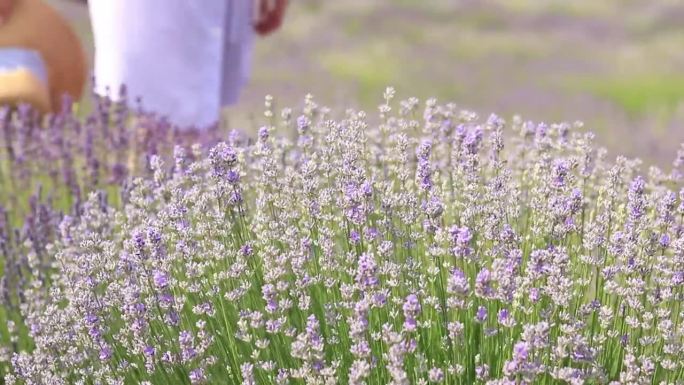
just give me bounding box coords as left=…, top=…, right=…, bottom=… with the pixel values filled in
left=50, top=0, right=684, bottom=167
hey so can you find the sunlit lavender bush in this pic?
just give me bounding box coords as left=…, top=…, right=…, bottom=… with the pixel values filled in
left=3, top=89, right=684, bottom=384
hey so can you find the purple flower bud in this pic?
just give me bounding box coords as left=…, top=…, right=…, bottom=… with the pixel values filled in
left=450, top=226, right=473, bottom=246
left=189, top=368, right=206, bottom=384
left=209, top=142, right=237, bottom=178
left=240, top=243, right=253, bottom=256
left=147, top=227, right=162, bottom=246
left=364, top=227, right=380, bottom=241
left=529, top=288, right=540, bottom=303
left=133, top=230, right=146, bottom=257
left=166, top=311, right=180, bottom=326
left=659, top=233, right=670, bottom=248
left=162, top=351, right=173, bottom=363
left=262, top=284, right=278, bottom=313
left=498, top=309, right=510, bottom=324
left=620, top=334, right=629, bottom=346
left=428, top=367, right=444, bottom=383
left=475, top=364, right=489, bottom=380
left=99, top=345, right=113, bottom=361
left=144, top=345, right=155, bottom=356
left=373, top=292, right=387, bottom=307
left=475, top=268, right=494, bottom=298
left=552, top=159, right=570, bottom=187
left=258, top=126, right=269, bottom=141
left=403, top=294, right=421, bottom=332
left=404, top=317, right=418, bottom=332
left=350, top=230, right=361, bottom=245
left=628, top=176, right=646, bottom=221
left=88, top=327, right=102, bottom=339
left=513, top=341, right=529, bottom=362
left=312, top=360, right=324, bottom=372
left=449, top=225, right=473, bottom=258
left=360, top=180, right=373, bottom=197
left=153, top=270, right=170, bottom=289
left=673, top=271, right=683, bottom=286
left=403, top=294, right=421, bottom=315
left=227, top=169, right=240, bottom=184
left=134, top=302, right=146, bottom=313
left=475, top=306, right=488, bottom=323
left=84, top=314, right=99, bottom=325
left=296, top=115, right=310, bottom=131
left=159, top=292, right=174, bottom=306
left=356, top=253, right=379, bottom=289
left=179, top=330, right=193, bottom=346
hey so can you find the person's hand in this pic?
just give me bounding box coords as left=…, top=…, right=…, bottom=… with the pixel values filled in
left=0, top=0, right=15, bottom=26
left=254, top=0, right=288, bottom=36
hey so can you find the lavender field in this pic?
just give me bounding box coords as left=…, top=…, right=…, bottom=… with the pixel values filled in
left=0, top=1, right=683, bottom=384
left=51, top=0, right=684, bottom=166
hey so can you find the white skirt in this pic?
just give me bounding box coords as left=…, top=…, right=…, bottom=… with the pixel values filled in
left=89, top=0, right=254, bottom=129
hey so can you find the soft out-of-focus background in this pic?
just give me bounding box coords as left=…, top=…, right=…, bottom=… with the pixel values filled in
left=51, top=0, right=684, bottom=167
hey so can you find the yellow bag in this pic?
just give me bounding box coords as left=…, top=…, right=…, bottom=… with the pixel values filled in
left=0, top=48, right=50, bottom=112
left=0, top=0, right=86, bottom=113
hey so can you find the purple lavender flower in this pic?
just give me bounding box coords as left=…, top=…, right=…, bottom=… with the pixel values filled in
left=262, top=284, right=278, bottom=313
left=428, top=367, right=444, bottom=383
left=355, top=253, right=379, bottom=290
left=403, top=294, right=421, bottom=332
left=364, top=227, right=380, bottom=241
left=144, top=345, right=155, bottom=357
left=208, top=142, right=237, bottom=178
left=672, top=271, right=683, bottom=285
left=258, top=126, right=269, bottom=141
left=153, top=270, right=170, bottom=289
left=513, top=341, right=529, bottom=362
left=227, top=169, right=240, bottom=184
left=659, top=233, right=670, bottom=248
left=416, top=140, right=433, bottom=191
left=497, top=308, right=515, bottom=327
left=99, top=345, right=113, bottom=361
left=475, top=268, right=494, bottom=298
left=552, top=159, right=570, bottom=188
left=349, top=230, right=361, bottom=245
left=449, top=225, right=473, bottom=258
left=240, top=242, right=254, bottom=257
left=475, top=306, right=488, bottom=323
left=627, top=176, right=646, bottom=222
left=189, top=368, right=206, bottom=384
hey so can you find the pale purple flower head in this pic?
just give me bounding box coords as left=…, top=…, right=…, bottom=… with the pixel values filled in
left=209, top=142, right=237, bottom=177
left=153, top=270, right=170, bottom=289
left=497, top=309, right=512, bottom=326
left=99, top=345, right=112, bottom=361
left=428, top=367, right=444, bottom=383
left=403, top=294, right=421, bottom=332
left=475, top=306, right=488, bottom=323
left=240, top=243, right=253, bottom=256
left=355, top=253, right=379, bottom=290
left=513, top=341, right=529, bottom=362
left=350, top=230, right=361, bottom=245
left=475, top=268, right=494, bottom=298
left=189, top=368, right=206, bottom=384
left=144, top=345, right=155, bottom=357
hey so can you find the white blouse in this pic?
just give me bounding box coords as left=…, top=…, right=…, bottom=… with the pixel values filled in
left=89, top=0, right=254, bottom=129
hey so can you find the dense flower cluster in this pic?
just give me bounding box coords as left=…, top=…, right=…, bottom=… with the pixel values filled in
left=0, top=89, right=228, bottom=381
left=2, top=89, right=684, bottom=384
